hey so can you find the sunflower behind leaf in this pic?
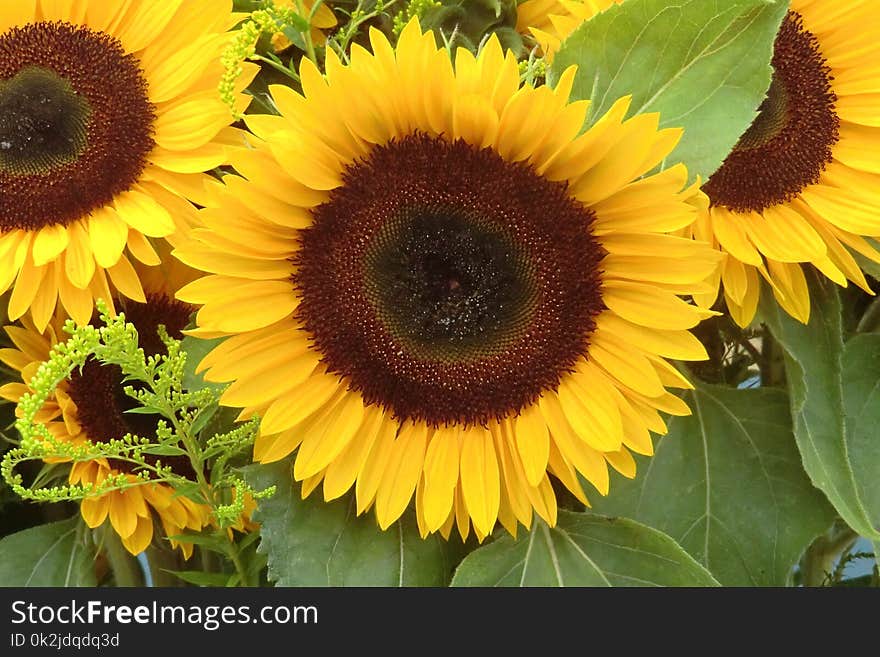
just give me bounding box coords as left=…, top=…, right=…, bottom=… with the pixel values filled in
left=692, top=0, right=880, bottom=326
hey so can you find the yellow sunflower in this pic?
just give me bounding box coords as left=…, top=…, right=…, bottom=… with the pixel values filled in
left=0, top=0, right=255, bottom=334
left=692, top=0, right=880, bottom=326
left=0, top=255, right=209, bottom=556
left=175, top=20, right=721, bottom=541
left=516, top=0, right=622, bottom=58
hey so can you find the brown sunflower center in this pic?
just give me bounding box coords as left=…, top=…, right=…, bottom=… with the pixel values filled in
left=0, top=67, right=91, bottom=174
left=295, top=133, right=606, bottom=426
left=0, top=21, right=155, bottom=232
left=364, top=211, right=540, bottom=361
left=736, top=76, right=789, bottom=151
left=703, top=11, right=839, bottom=213
left=66, top=294, right=195, bottom=477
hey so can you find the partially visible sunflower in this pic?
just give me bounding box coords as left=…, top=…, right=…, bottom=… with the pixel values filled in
left=0, top=254, right=209, bottom=556
left=516, top=0, right=622, bottom=58
left=176, top=21, right=721, bottom=540
left=0, top=0, right=255, bottom=333
left=692, top=1, right=880, bottom=326
left=270, top=0, right=338, bottom=53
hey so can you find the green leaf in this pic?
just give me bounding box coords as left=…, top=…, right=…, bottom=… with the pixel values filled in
left=548, top=0, right=789, bottom=183
left=587, top=384, right=836, bottom=586
left=123, top=406, right=164, bottom=415
left=189, top=404, right=220, bottom=438
left=243, top=460, right=455, bottom=586
left=451, top=512, right=718, bottom=586
left=760, top=274, right=880, bottom=540
left=181, top=335, right=226, bottom=393
left=140, top=444, right=188, bottom=457
left=280, top=25, right=307, bottom=52
left=840, top=334, right=880, bottom=534
left=0, top=517, right=96, bottom=586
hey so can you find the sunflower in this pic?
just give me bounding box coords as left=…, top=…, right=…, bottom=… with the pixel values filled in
left=691, top=1, right=880, bottom=326
left=0, top=0, right=255, bottom=334
left=0, top=253, right=210, bottom=556
left=516, top=0, right=623, bottom=58
left=175, top=20, right=720, bottom=540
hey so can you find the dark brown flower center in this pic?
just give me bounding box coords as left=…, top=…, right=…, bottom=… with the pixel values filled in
left=364, top=211, right=540, bottom=362
left=295, top=133, right=606, bottom=426
left=0, top=67, right=91, bottom=174
left=66, top=295, right=195, bottom=477
left=0, top=21, right=155, bottom=232
left=703, top=11, right=839, bottom=213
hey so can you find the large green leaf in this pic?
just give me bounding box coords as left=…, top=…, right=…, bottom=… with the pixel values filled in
left=451, top=512, right=718, bottom=586
left=760, top=275, right=880, bottom=540
left=548, top=0, right=789, bottom=183
left=587, top=384, right=836, bottom=586
left=243, top=460, right=454, bottom=586
left=0, top=517, right=96, bottom=587
left=840, top=334, right=880, bottom=534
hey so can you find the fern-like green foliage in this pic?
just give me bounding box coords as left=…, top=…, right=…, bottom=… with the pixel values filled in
left=0, top=301, right=272, bottom=530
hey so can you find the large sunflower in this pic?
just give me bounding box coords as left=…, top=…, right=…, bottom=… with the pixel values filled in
left=0, top=254, right=209, bottom=556
left=692, top=1, right=880, bottom=326
left=0, top=0, right=254, bottom=333
left=175, top=21, right=720, bottom=540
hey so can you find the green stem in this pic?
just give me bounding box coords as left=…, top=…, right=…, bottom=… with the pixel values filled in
left=293, top=0, right=317, bottom=63
left=252, top=54, right=300, bottom=82
left=226, top=537, right=252, bottom=587
left=801, top=527, right=859, bottom=587
left=101, top=528, right=143, bottom=587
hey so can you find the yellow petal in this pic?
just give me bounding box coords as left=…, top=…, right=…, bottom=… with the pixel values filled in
left=106, top=256, right=146, bottom=303
left=293, top=393, right=366, bottom=481
left=355, top=417, right=399, bottom=515
left=459, top=426, right=501, bottom=536
left=63, top=222, right=95, bottom=290
left=113, top=0, right=185, bottom=53
left=80, top=495, right=110, bottom=528
left=120, top=515, right=154, bottom=555
left=109, top=491, right=138, bottom=539
left=375, top=422, right=428, bottom=529
left=126, top=230, right=161, bottom=266
left=88, top=207, right=129, bottom=268
left=422, top=425, right=460, bottom=531
left=596, top=313, right=708, bottom=361
left=191, top=281, right=299, bottom=333
left=8, top=258, right=47, bottom=321
left=513, top=402, right=551, bottom=487
left=113, top=188, right=175, bottom=237
left=322, top=405, right=385, bottom=501
left=603, top=280, right=714, bottom=330
left=31, top=224, right=69, bottom=266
